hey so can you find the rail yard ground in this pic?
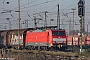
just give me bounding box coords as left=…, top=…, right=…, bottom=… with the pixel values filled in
left=0, top=48, right=90, bottom=60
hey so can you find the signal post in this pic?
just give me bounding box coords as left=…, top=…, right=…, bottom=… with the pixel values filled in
left=78, top=0, right=85, bottom=54
left=79, top=16, right=83, bottom=54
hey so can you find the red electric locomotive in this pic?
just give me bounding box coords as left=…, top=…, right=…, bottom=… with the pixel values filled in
left=25, top=29, right=67, bottom=50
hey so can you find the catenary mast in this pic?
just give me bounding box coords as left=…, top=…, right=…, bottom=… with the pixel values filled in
left=57, top=4, right=60, bottom=30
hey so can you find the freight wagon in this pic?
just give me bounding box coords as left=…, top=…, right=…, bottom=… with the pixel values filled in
left=25, top=29, right=67, bottom=50
left=67, top=35, right=90, bottom=46
left=66, top=35, right=90, bottom=52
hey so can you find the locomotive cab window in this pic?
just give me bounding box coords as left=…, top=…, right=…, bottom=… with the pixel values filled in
left=52, top=31, right=65, bottom=36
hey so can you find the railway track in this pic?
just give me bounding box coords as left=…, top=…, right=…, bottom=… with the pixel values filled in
left=0, top=48, right=89, bottom=60
left=4, top=49, right=88, bottom=60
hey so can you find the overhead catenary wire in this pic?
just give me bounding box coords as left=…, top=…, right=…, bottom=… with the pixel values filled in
left=14, top=0, right=38, bottom=9
left=1, top=0, right=89, bottom=15
left=1, top=0, right=90, bottom=13
left=19, top=0, right=57, bottom=9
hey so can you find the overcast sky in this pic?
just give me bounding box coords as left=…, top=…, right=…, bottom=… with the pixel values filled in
left=0, top=0, right=90, bottom=34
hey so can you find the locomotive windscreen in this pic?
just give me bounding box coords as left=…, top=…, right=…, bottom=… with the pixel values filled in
left=52, top=31, right=65, bottom=36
